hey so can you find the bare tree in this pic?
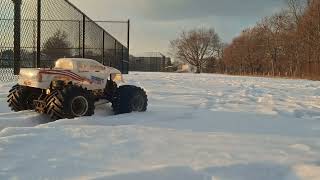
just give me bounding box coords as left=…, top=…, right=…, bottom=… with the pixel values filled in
left=170, top=28, right=220, bottom=73
left=286, top=0, right=309, bottom=24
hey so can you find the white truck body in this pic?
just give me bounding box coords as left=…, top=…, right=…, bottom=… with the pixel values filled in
left=18, top=58, right=123, bottom=90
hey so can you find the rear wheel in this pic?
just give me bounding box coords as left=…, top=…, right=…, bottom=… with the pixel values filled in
left=46, top=85, right=95, bottom=120
left=7, top=85, right=41, bottom=112
left=112, top=85, right=148, bottom=114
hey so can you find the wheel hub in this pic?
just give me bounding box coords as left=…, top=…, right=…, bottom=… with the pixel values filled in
left=71, top=96, right=89, bottom=117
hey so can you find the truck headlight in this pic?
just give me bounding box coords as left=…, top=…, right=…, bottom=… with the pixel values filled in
left=46, top=89, right=51, bottom=95
left=111, top=73, right=123, bottom=82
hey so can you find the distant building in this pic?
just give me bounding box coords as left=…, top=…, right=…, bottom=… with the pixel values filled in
left=130, top=52, right=172, bottom=72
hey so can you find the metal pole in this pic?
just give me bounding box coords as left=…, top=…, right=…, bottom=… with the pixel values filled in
left=13, top=0, right=21, bottom=75
left=33, top=20, right=36, bottom=67
left=121, top=45, right=124, bottom=73
left=82, top=14, right=85, bottom=58
left=36, top=0, right=41, bottom=68
left=102, top=32, right=105, bottom=65
left=113, top=40, right=117, bottom=67
left=127, top=19, right=130, bottom=73
left=78, top=20, right=81, bottom=57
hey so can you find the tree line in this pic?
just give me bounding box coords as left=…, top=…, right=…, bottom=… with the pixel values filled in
left=171, top=0, right=320, bottom=79
left=222, top=0, right=320, bottom=79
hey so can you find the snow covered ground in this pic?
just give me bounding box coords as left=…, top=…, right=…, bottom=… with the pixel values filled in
left=1, top=72, right=320, bottom=180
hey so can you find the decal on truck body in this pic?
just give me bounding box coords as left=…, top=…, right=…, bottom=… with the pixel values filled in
left=39, top=70, right=85, bottom=81
left=91, top=76, right=104, bottom=85
left=39, top=70, right=104, bottom=85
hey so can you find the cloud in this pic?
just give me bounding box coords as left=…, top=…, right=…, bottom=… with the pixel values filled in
left=71, top=0, right=285, bottom=21
left=112, top=0, right=285, bottom=21
left=69, top=0, right=286, bottom=54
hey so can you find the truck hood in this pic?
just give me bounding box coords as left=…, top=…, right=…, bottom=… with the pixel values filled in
left=19, top=68, right=41, bottom=80
left=18, top=68, right=54, bottom=89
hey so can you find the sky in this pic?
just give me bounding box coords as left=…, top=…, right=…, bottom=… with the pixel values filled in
left=69, top=0, right=286, bottom=56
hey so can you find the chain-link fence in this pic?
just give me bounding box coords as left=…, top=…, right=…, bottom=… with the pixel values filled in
left=130, top=52, right=172, bottom=72
left=0, top=0, right=129, bottom=82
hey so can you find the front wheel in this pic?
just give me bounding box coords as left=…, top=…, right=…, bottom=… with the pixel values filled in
left=112, top=85, right=148, bottom=115
left=46, top=85, right=95, bottom=120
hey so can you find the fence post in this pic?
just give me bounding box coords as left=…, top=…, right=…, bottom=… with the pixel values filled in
left=121, top=45, right=124, bottom=73
left=82, top=14, right=85, bottom=58
left=113, top=40, right=117, bottom=67
left=33, top=20, right=36, bottom=66
left=102, top=32, right=105, bottom=65
left=78, top=20, right=81, bottom=57
left=127, top=19, right=130, bottom=73
left=36, top=0, right=41, bottom=68
left=13, top=0, right=21, bottom=75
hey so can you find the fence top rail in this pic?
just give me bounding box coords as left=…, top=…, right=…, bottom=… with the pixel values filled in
left=0, top=18, right=85, bottom=22
left=64, top=0, right=126, bottom=48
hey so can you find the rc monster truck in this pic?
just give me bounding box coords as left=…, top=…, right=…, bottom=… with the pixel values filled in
left=7, top=58, right=148, bottom=120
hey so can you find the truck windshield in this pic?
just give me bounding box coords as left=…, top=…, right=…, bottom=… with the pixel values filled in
left=55, top=60, right=74, bottom=71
